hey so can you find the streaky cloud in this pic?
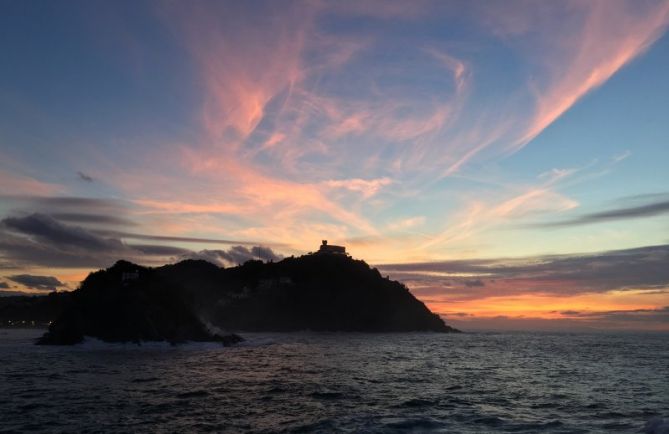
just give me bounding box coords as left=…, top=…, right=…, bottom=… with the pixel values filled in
left=7, top=274, right=65, bottom=291
left=2, top=213, right=125, bottom=252
left=101, top=231, right=283, bottom=247
left=559, top=306, right=669, bottom=322
left=50, top=213, right=136, bottom=227
left=0, top=213, right=282, bottom=269
left=380, top=244, right=669, bottom=300
left=129, top=244, right=192, bottom=256
left=0, top=290, right=36, bottom=297
left=530, top=197, right=669, bottom=228
left=0, top=195, right=129, bottom=215
left=444, top=306, right=669, bottom=331
left=508, top=1, right=669, bottom=151
left=0, top=171, right=63, bottom=196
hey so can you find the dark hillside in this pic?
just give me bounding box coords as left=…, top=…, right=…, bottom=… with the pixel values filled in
left=25, top=252, right=457, bottom=344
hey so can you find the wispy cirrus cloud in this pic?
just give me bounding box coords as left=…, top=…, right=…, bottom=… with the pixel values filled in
left=324, top=177, right=393, bottom=199
left=510, top=1, right=669, bottom=151
left=132, top=0, right=669, bottom=258
left=3, top=1, right=669, bottom=281
left=41, top=0, right=661, bottom=269
left=424, top=1, right=669, bottom=173
left=167, top=2, right=309, bottom=145
left=418, top=185, right=579, bottom=254
left=387, top=216, right=426, bottom=232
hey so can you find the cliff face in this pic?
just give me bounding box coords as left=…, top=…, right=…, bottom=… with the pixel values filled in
left=37, top=254, right=458, bottom=344
left=195, top=254, right=456, bottom=332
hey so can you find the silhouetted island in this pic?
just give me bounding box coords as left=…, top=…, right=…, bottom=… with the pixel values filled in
left=29, top=241, right=458, bottom=344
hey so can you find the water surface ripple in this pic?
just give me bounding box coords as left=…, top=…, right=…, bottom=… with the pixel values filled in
left=1, top=329, right=668, bottom=433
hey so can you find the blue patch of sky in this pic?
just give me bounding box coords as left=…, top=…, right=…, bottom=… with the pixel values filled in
left=501, top=32, right=669, bottom=211
left=0, top=1, right=199, bottom=173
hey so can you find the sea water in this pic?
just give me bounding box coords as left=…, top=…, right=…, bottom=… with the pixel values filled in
left=1, top=329, right=668, bottom=433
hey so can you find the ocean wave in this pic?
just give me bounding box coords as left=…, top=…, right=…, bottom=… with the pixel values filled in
left=2, top=330, right=668, bottom=433
left=70, top=336, right=234, bottom=351
left=644, top=417, right=669, bottom=434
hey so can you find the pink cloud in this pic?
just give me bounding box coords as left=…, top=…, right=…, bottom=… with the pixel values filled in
left=511, top=0, right=669, bottom=151
left=425, top=48, right=469, bottom=93
left=433, top=1, right=669, bottom=174
left=160, top=2, right=311, bottom=145
left=91, top=1, right=669, bottom=261
left=0, top=170, right=64, bottom=196
left=324, top=177, right=392, bottom=199
left=262, top=132, right=286, bottom=149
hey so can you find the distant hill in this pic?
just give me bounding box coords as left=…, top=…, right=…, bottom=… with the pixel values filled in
left=9, top=252, right=458, bottom=344
left=0, top=292, right=71, bottom=327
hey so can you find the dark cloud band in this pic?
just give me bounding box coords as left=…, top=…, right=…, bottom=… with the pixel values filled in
left=7, top=274, right=64, bottom=291
left=380, top=244, right=669, bottom=299
left=530, top=197, right=669, bottom=228
left=0, top=213, right=282, bottom=269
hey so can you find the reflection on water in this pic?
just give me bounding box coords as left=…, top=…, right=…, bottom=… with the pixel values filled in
left=1, top=329, right=668, bottom=433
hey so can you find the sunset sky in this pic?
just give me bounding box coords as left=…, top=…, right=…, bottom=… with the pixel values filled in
left=1, top=0, right=668, bottom=330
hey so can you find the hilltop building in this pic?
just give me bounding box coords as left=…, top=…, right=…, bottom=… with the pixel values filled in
left=121, top=271, right=139, bottom=285
left=317, top=240, right=347, bottom=255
